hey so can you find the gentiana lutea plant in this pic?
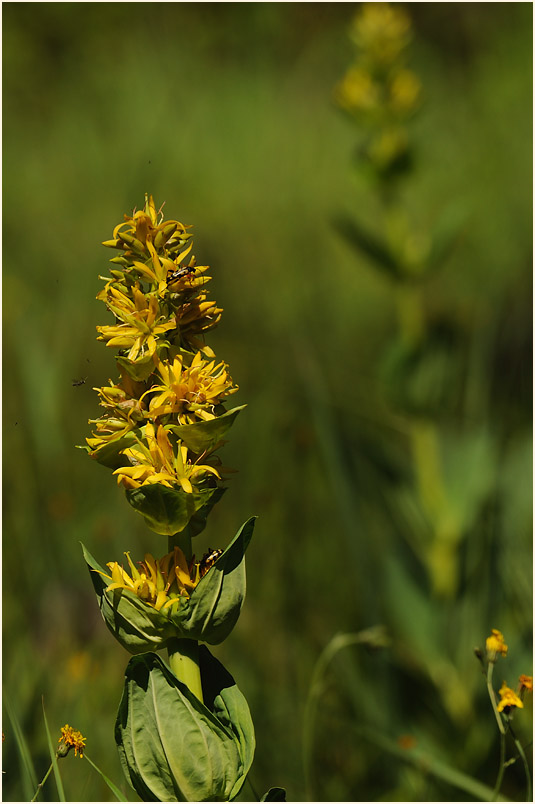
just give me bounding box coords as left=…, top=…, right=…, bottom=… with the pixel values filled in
left=80, top=195, right=268, bottom=802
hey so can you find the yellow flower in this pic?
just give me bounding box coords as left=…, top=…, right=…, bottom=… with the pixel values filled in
left=96, top=285, right=175, bottom=362
left=497, top=681, right=524, bottom=713
left=486, top=629, right=508, bottom=661
left=334, top=66, right=380, bottom=115
left=144, top=349, right=237, bottom=424
left=113, top=423, right=221, bottom=493
left=98, top=546, right=199, bottom=611
left=389, top=69, right=421, bottom=115
left=57, top=725, right=86, bottom=758
left=351, top=3, right=411, bottom=65
left=518, top=675, right=533, bottom=695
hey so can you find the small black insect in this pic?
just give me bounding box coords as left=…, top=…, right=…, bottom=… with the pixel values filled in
left=199, top=548, right=223, bottom=578
left=72, top=377, right=87, bottom=387
left=166, top=265, right=196, bottom=284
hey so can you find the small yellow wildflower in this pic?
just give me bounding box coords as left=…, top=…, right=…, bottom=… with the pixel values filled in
left=486, top=629, right=508, bottom=661
left=518, top=675, right=533, bottom=697
left=497, top=681, right=524, bottom=713
left=57, top=725, right=86, bottom=758
left=97, top=546, right=200, bottom=611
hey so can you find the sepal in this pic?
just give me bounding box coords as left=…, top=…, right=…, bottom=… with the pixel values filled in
left=125, top=483, right=226, bottom=536
left=115, top=648, right=255, bottom=802
left=167, top=405, right=246, bottom=454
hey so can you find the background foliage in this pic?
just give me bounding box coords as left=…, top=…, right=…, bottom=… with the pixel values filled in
left=3, top=3, right=532, bottom=801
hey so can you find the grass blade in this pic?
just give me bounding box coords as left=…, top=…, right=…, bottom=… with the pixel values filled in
left=41, top=697, right=66, bottom=802
left=84, top=754, right=129, bottom=802
left=3, top=693, right=38, bottom=800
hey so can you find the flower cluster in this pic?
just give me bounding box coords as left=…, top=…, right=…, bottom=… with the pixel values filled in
left=334, top=2, right=421, bottom=175
left=84, top=195, right=240, bottom=518
left=482, top=629, right=532, bottom=717
left=57, top=725, right=86, bottom=759
left=96, top=544, right=223, bottom=613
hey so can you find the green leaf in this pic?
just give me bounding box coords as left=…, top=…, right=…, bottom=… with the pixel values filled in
left=84, top=754, right=129, bottom=802
left=333, top=214, right=402, bottom=280
left=85, top=430, right=140, bottom=469
left=3, top=695, right=38, bottom=800
left=116, top=353, right=155, bottom=382
left=82, top=518, right=255, bottom=652
left=176, top=517, right=256, bottom=644
left=82, top=543, right=176, bottom=654
left=168, top=405, right=246, bottom=453
left=125, top=483, right=224, bottom=536
left=41, top=698, right=65, bottom=802
left=427, top=202, right=471, bottom=271
left=115, top=649, right=254, bottom=802
left=261, top=788, right=287, bottom=801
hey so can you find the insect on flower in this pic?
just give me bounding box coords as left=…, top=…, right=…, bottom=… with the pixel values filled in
left=199, top=548, right=223, bottom=578
left=166, top=264, right=197, bottom=284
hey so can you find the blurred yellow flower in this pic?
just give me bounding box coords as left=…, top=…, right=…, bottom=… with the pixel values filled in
left=57, top=725, right=86, bottom=758
left=98, top=546, right=199, bottom=611
left=389, top=69, right=421, bottom=115
left=334, top=66, right=380, bottom=115
left=351, top=3, right=411, bottom=66
left=518, top=675, right=533, bottom=694
left=486, top=629, right=508, bottom=660
left=497, top=681, right=524, bottom=713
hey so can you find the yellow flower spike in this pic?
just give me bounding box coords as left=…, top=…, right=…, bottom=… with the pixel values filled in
left=486, top=629, right=508, bottom=662
left=497, top=681, right=524, bottom=713
left=57, top=725, right=86, bottom=759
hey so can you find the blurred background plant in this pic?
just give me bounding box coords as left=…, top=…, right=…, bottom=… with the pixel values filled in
left=3, top=3, right=532, bottom=801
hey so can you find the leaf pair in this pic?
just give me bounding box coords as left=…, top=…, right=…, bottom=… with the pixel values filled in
left=116, top=648, right=255, bottom=802
left=83, top=517, right=256, bottom=653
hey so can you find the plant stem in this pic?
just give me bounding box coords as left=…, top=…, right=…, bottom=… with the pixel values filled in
left=31, top=762, right=53, bottom=802
left=487, top=661, right=507, bottom=800
left=168, top=637, right=204, bottom=703
left=167, top=532, right=204, bottom=703
left=509, top=724, right=532, bottom=803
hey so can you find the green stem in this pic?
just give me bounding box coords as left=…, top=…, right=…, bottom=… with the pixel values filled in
left=167, top=532, right=203, bottom=703
left=168, top=637, right=204, bottom=703
left=487, top=661, right=507, bottom=800
left=31, top=762, right=53, bottom=802
left=509, top=724, right=532, bottom=803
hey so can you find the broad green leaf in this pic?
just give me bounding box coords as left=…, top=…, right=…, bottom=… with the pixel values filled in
left=167, top=405, right=246, bottom=453
left=116, top=650, right=254, bottom=802
left=125, top=483, right=224, bottom=536
left=175, top=517, right=256, bottom=644
left=261, top=788, right=287, bottom=801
